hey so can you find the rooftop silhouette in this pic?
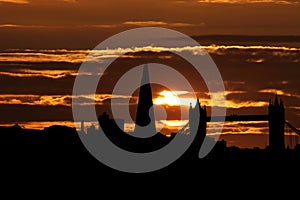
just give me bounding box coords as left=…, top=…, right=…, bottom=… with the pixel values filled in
left=1, top=123, right=300, bottom=178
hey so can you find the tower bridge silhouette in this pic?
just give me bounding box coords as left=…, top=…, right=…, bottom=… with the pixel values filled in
left=96, top=64, right=300, bottom=152
left=179, top=93, right=300, bottom=151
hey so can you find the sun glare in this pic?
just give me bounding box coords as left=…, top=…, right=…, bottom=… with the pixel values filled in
left=153, top=90, right=195, bottom=107
left=160, top=120, right=189, bottom=127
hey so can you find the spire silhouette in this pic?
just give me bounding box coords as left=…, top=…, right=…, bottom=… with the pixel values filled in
left=134, top=64, right=156, bottom=135
left=274, top=93, right=279, bottom=106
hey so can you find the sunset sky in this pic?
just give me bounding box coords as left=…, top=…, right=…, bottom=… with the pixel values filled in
left=0, top=0, right=300, bottom=50
left=0, top=0, right=300, bottom=148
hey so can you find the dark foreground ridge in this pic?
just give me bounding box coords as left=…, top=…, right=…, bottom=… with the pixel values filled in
left=1, top=123, right=300, bottom=181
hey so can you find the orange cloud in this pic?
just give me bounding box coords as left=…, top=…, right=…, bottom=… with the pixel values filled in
left=90, top=24, right=119, bottom=28
left=0, top=94, right=72, bottom=106
left=258, top=89, right=300, bottom=99
left=0, top=24, right=48, bottom=28
left=0, top=0, right=29, bottom=4
left=246, top=58, right=265, bottom=63
left=160, top=120, right=189, bottom=127
left=207, top=121, right=268, bottom=136
left=1, top=45, right=298, bottom=64
left=0, top=50, right=88, bottom=63
left=0, top=69, right=78, bottom=79
left=0, top=94, right=134, bottom=107
left=123, top=21, right=168, bottom=26
left=169, top=22, right=206, bottom=27
left=203, top=91, right=267, bottom=108
left=0, top=0, right=80, bottom=4
left=123, top=21, right=205, bottom=28
left=226, top=100, right=269, bottom=109
left=0, top=24, right=21, bottom=28
left=206, top=44, right=300, bottom=52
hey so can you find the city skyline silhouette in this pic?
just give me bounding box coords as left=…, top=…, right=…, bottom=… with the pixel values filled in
left=1, top=0, right=300, bottom=183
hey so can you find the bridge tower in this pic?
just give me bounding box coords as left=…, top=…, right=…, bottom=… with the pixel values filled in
left=268, top=94, right=285, bottom=151
left=189, top=98, right=207, bottom=151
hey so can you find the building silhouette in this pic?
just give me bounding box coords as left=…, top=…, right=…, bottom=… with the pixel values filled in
left=134, top=64, right=156, bottom=135
left=87, top=124, right=96, bottom=134
left=187, top=98, right=207, bottom=156
left=268, top=94, right=285, bottom=151
left=98, top=112, right=124, bottom=134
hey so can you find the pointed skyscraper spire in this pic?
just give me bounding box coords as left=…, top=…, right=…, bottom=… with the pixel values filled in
left=134, top=64, right=156, bottom=136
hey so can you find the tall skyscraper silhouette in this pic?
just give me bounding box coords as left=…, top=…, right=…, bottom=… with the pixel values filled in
left=134, top=64, right=156, bottom=135
left=268, top=94, right=285, bottom=151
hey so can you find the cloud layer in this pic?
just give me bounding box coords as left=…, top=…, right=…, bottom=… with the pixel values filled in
left=0, top=36, right=299, bottom=137
left=1, top=44, right=299, bottom=64
left=0, top=0, right=29, bottom=4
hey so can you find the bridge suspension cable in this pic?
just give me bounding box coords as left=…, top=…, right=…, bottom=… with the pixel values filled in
left=285, top=121, right=300, bottom=136
left=285, top=121, right=300, bottom=148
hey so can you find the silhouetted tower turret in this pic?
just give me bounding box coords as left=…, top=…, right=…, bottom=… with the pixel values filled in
left=188, top=98, right=207, bottom=153
left=134, top=64, right=156, bottom=134
left=268, top=94, right=285, bottom=151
